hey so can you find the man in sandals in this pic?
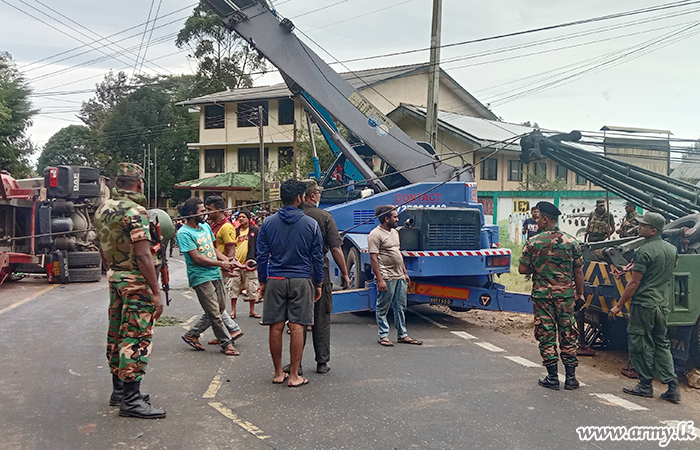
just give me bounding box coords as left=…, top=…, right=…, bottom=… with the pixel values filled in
left=257, top=180, right=324, bottom=387
left=368, top=205, right=422, bottom=347
left=177, top=197, right=243, bottom=356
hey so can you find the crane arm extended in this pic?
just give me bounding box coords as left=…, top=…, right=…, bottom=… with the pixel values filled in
left=202, top=0, right=469, bottom=186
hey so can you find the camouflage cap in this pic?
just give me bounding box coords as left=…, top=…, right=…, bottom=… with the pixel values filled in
left=637, top=212, right=666, bottom=231
left=117, top=162, right=145, bottom=178
left=303, top=179, right=323, bottom=192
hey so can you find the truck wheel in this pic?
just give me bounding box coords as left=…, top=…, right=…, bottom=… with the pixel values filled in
left=690, top=319, right=700, bottom=369
left=78, top=167, right=100, bottom=183
left=346, top=248, right=366, bottom=290
left=78, top=183, right=101, bottom=198
left=67, top=251, right=101, bottom=268
left=68, top=266, right=102, bottom=283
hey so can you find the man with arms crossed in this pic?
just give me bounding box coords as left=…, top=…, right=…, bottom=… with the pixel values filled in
left=257, top=180, right=324, bottom=387
left=369, top=205, right=422, bottom=347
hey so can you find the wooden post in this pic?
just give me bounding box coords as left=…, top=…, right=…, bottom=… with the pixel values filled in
left=258, top=106, right=265, bottom=203
left=292, top=119, right=298, bottom=179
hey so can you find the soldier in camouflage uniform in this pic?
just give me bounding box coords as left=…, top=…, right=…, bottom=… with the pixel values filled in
left=617, top=201, right=640, bottom=238
left=519, top=201, right=585, bottom=390
left=585, top=199, right=615, bottom=242
left=95, top=162, right=166, bottom=419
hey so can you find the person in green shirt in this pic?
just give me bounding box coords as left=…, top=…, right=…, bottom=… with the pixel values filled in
left=609, top=212, right=680, bottom=403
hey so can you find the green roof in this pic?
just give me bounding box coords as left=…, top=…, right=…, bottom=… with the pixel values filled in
left=175, top=172, right=259, bottom=190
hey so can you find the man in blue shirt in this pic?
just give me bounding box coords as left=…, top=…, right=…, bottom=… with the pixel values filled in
left=177, top=197, right=244, bottom=356
left=257, top=180, right=324, bottom=387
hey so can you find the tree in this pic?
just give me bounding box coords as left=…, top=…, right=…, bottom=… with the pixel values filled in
left=37, top=125, right=103, bottom=172
left=0, top=52, right=37, bottom=177
left=77, top=71, right=132, bottom=130
left=519, top=170, right=568, bottom=191
left=175, top=4, right=267, bottom=95
left=520, top=121, right=540, bottom=129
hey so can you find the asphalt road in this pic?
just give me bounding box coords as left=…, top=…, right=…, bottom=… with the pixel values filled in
left=1, top=255, right=699, bottom=450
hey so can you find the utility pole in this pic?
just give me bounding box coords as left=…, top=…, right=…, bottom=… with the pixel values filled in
left=258, top=106, right=266, bottom=203
left=154, top=146, right=158, bottom=208
left=425, top=0, right=442, bottom=150
left=292, top=119, right=298, bottom=179
left=147, top=143, right=151, bottom=207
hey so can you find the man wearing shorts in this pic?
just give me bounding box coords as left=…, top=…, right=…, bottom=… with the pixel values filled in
left=257, top=180, right=324, bottom=387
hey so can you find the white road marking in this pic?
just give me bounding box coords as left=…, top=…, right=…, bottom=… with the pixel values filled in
left=209, top=402, right=270, bottom=440
left=0, top=284, right=58, bottom=316
left=182, top=291, right=193, bottom=299
left=474, top=342, right=506, bottom=352
left=504, top=356, right=540, bottom=368
left=557, top=373, right=587, bottom=387
left=408, top=309, right=448, bottom=328
left=590, top=393, right=648, bottom=411
left=203, top=368, right=225, bottom=399
left=451, top=331, right=477, bottom=340
left=182, top=315, right=198, bottom=326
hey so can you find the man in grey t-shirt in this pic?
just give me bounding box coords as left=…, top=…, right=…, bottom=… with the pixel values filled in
left=368, top=205, right=422, bottom=347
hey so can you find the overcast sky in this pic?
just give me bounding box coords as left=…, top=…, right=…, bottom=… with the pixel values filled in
left=2, top=0, right=699, bottom=160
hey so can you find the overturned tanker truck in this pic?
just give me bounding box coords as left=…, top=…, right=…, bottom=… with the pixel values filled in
left=520, top=130, right=700, bottom=377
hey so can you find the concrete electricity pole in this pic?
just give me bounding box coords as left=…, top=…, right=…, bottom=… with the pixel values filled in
left=425, top=0, right=442, bottom=150
left=258, top=105, right=266, bottom=202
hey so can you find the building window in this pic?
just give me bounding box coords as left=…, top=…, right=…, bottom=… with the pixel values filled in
left=532, top=162, right=547, bottom=176
left=204, top=105, right=225, bottom=129
left=576, top=173, right=587, bottom=185
left=555, top=165, right=568, bottom=181
left=481, top=158, right=498, bottom=180
left=278, top=146, right=294, bottom=168
left=238, top=147, right=269, bottom=172
left=508, top=160, right=523, bottom=182
left=237, top=101, right=268, bottom=127
left=278, top=98, right=295, bottom=125
left=204, top=148, right=224, bottom=173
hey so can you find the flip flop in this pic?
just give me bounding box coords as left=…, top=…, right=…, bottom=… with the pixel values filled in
left=182, top=335, right=205, bottom=351
left=288, top=378, right=309, bottom=388
left=249, top=312, right=261, bottom=318
left=220, top=346, right=240, bottom=356
left=231, top=331, right=244, bottom=341
left=397, top=337, right=423, bottom=345
left=272, top=373, right=290, bottom=384
left=378, top=337, right=394, bottom=347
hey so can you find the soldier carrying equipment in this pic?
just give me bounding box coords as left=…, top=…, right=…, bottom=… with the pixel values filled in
left=617, top=201, right=640, bottom=238
left=586, top=199, right=615, bottom=242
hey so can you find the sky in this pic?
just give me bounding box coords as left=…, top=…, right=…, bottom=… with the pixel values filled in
left=2, top=0, right=700, bottom=163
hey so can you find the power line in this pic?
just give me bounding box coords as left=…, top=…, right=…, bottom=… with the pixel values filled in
left=133, top=0, right=157, bottom=78
left=137, top=0, right=164, bottom=76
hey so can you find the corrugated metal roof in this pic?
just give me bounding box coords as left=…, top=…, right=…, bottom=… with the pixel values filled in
left=392, top=104, right=601, bottom=153
left=174, top=172, right=259, bottom=189
left=670, top=156, right=700, bottom=182
left=177, top=64, right=428, bottom=106
left=600, top=125, right=673, bottom=135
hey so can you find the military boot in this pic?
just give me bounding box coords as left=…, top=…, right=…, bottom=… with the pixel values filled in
left=564, top=365, right=579, bottom=390
left=110, top=374, right=150, bottom=406
left=538, top=364, right=560, bottom=390
left=660, top=380, right=681, bottom=403
left=119, top=381, right=166, bottom=419
left=622, top=379, right=653, bottom=398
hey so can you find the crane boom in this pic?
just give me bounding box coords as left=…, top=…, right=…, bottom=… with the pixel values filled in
left=203, top=0, right=470, bottom=186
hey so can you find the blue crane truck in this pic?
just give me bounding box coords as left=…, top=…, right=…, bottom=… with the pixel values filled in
left=202, top=0, right=532, bottom=315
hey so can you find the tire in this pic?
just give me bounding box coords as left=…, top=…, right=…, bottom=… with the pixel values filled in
left=78, top=167, right=100, bottom=183
left=346, top=247, right=366, bottom=290
left=689, top=320, right=700, bottom=369
left=68, top=266, right=102, bottom=283
left=66, top=251, right=101, bottom=268
left=78, top=183, right=101, bottom=199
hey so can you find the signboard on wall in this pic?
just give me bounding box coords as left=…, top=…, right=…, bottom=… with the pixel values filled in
left=269, top=181, right=280, bottom=200
left=513, top=200, right=530, bottom=213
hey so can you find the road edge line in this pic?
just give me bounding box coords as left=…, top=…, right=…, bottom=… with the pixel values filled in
left=0, top=284, right=58, bottom=316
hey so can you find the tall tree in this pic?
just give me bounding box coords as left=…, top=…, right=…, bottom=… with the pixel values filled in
left=77, top=71, right=132, bottom=130
left=176, top=4, right=267, bottom=95
left=0, top=51, right=37, bottom=177
left=37, top=125, right=103, bottom=172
